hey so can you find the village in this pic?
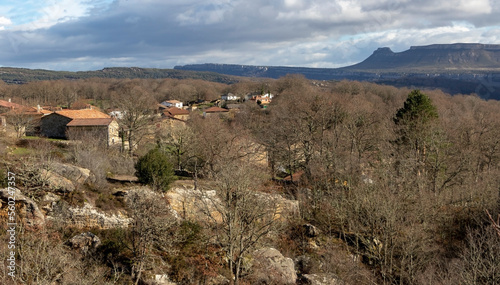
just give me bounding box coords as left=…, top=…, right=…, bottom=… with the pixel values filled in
left=0, top=92, right=274, bottom=149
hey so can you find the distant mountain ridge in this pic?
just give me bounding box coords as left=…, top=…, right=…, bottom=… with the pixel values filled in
left=0, top=67, right=240, bottom=85
left=175, top=43, right=500, bottom=99
left=346, top=43, right=500, bottom=71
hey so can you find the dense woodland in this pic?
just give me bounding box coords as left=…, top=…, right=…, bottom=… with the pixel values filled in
left=1, top=75, right=500, bottom=285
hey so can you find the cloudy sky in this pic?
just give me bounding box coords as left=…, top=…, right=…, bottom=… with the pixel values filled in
left=0, top=0, right=499, bottom=71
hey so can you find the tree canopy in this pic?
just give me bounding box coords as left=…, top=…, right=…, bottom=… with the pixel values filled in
left=394, top=89, right=438, bottom=126
left=135, top=147, right=175, bottom=192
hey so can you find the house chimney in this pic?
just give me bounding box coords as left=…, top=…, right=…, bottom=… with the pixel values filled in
left=37, top=105, right=41, bottom=112
left=8, top=98, right=11, bottom=103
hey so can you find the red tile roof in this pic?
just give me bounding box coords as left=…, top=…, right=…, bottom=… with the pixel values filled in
left=204, top=106, right=229, bottom=113
left=164, top=107, right=189, bottom=116
left=0, top=100, right=37, bottom=112
left=66, top=118, right=114, bottom=126
left=55, top=109, right=111, bottom=119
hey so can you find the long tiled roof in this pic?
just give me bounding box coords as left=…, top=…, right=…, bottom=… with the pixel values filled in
left=0, top=100, right=37, bottom=112
left=55, top=109, right=111, bottom=119
left=204, top=106, right=229, bottom=113
left=164, top=107, right=189, bottom=116
left=66, top=118, right=114, bottom=126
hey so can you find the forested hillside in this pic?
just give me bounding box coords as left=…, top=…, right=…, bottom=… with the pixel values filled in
left=1, top=76, right=499, bottom=284
left=0, top=67, right=241, bottom=85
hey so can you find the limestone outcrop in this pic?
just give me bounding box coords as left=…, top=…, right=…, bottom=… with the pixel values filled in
left=300, top=273, right=343, bottom=285
left=0, top=188, right=45, bottom=228
left=48, top=202, right=131, bottom=229
left=247, top=247, right=297, bottom=284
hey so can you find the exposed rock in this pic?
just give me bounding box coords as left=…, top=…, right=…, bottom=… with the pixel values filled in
left=343, top=233, right=383, bottom=258
left=207, top=275, right=230, bottom=285
left=112, top=189, right=129, bottom=196
left=166, top=186, right=220, bottom=222
left=166, top=182, right=299, bottom=223
left=300, top=273, right=343, bottom=285
left=248, top=247, right=297, bottom=285
left=295, top=255, right=316, bottom=275
left=0, top=188, right=45, bottom=228
left=42, top=192, right=61, bottom=203
left=66, top=232, right=101, bottom=255
left=257, top=192, right=300, bottom=221
left=41, top=169, right=75, bottom=192
left=50, top=162, right=96, bottom=185
left=303, top=224, right=321, bottom=238
left=48, top=202, right=131, bottom=229
left=40, top=192, right=61, bottom=213
left=107, top=174, right=139, bottom=183
left=153, top=274, right=176, bottom=285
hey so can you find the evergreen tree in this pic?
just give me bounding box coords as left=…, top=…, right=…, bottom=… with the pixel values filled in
left=394, top=89, right=438, bottom=127
left=393, top=90, right=440, bottom=184
left=135, top=147, right=175, bottom=192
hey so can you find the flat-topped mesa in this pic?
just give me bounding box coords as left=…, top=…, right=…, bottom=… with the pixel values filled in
left=410, top=43, right=500, bottom=50
left=373, top=47, right=394, bottom=54
left=344, top=42, right=500, bottom=71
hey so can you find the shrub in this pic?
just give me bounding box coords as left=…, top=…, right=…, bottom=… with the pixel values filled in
left=135, top=147, right=175, bottom=192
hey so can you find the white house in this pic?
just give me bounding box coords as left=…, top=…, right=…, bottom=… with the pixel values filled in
left=161, top=100, right=183, bottom=108
left=221, top=93, right=241, bottom=101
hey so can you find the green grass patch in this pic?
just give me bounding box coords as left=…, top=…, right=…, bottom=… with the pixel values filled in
left=11, top=147, right=32, bottom=156
left=21, top=136, right=40, bottom=140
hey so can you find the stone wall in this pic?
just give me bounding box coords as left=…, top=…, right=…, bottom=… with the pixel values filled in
left=40, top=113, right=72, bottom=139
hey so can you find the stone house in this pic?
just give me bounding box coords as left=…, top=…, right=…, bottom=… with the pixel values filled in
left=162, top=107, right=190, bottom=121
left=0, top=99, right=44, bottom=136
left=203, top=106, right=229, bottom=118
left=251, top=93, right=274, bottom=105
left=0, top=99, right=30, bottom=112
left=161, top=100, right=183, bottom=109
left=221, top=93, right=241, bottom=101
left=40, top=109, right=119, bottom=146
left=67, top=118, right=120, bottom=146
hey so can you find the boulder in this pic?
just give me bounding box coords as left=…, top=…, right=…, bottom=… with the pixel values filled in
left=256, top=192, right=300, bottom=221
left=300, top=273, right=343, bottom=285
left=303, top=224, right=321, bottom=238
left=40, top=192, right=61, bottom=213
left=66, top=232, right=101, bottom=255
left=0, top=188, right=45, bottom=228
left=41, top=169, right=75, bottom=192
left=248, top=247, right=297, bottom=284
left=153, top=274, right=177, bottom=285
left=50, top=162, right=96, bottom=185
left=166, top=186, right=221, bottom=222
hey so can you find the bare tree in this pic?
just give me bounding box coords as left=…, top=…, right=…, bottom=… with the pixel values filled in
left=156, top=122, right=195, bottom=171
left=126, top=190, right=176, bottom=285
left=4, top=109, right=38, bottom=138
left=111, top=84, right=157, bottom=155
left=197, top=161, right=279, bottom=285
left=456, top=223, right=500, bottom=285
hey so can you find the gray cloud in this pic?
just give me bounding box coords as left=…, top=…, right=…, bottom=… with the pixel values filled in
left=0, top=0, right=499, bottom=71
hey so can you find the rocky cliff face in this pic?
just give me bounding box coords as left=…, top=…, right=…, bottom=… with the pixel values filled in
left=166, top=180, right=299, bottom=223
left=47, top=202, right=131, bottom=229
left=347, top=43, right=500, bottom=71
left=0, top=188, right=45, bottom=228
